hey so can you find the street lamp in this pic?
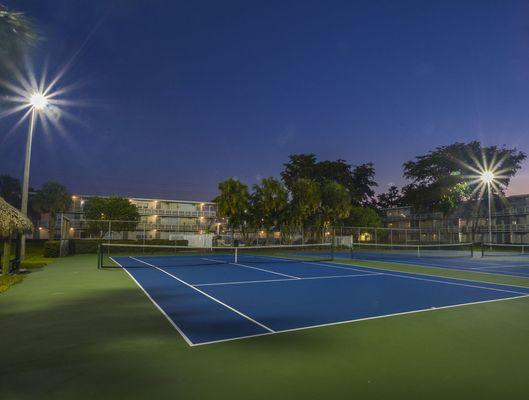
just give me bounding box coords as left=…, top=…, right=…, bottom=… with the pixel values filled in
left=481, top=170, right=495, bottom=245
left=20, top=91, right=49, bottom=260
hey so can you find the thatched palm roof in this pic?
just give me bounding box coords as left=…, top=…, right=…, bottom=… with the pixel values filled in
left=0, top=196, right=33, bottom=238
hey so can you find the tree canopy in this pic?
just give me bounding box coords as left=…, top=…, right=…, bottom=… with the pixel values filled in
left=401, top=142, right=526, bottom=214
left=83, top=197, right=140, bottom=237
left=31, top=182, right=72, bottom=240
left=0, top=174, right=21, bottom=208
left=0, top=4, right=38, bottom=82
left=281, top=154, right=377, bottom=205
left=251, top=177, right=288, bottom=234
left=213, top=178, right=250, bottom=233
left=376, top=185, right=402, bottom=210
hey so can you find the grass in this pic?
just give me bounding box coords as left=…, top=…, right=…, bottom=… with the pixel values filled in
left=1, top=254, right=529, bottom=399
left=20, top=241, right=58, bottom=269
left=0, top=242, right=52, bottom=293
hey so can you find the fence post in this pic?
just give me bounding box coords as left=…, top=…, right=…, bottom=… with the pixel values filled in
left=108, top=220, right=112, bottom=247
left=143, top=222, right=146, bottom=253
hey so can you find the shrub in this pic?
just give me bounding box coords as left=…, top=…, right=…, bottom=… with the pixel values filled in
left=43, top=241, right=61, bottom=258
left=0, top=274, right=24, bottom=293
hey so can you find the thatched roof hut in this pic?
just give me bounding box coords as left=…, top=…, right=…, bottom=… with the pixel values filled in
left=0, top=196, right=33, bottom=238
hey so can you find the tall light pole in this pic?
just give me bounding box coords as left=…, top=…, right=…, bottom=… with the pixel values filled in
left=481, top=170, right=495, bottom=245
left=20, top=92, right=49, bottom=260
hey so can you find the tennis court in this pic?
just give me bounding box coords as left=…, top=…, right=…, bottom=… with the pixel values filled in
left=102, top=243, right=529, bottom=346
left=346, top=243, right=529, bottom=278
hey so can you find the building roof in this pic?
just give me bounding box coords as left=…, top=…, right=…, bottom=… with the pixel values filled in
left=0, top=197, right=33, bottom=238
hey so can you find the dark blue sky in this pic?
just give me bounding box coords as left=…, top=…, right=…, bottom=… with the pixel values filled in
left=2, top=0, right=528, bottom=200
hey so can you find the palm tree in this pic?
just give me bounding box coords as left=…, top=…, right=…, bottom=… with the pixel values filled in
left=0, top=4, right=37, bottom=82
left=251, top=177, right=288, bottom=243
left=288, top=178, right=321, bottom=243
left=320, top=181, right=351, bottom=239
left=31, top=182, right=72, bottom=240
left=213, top=179, right=250, bottom=241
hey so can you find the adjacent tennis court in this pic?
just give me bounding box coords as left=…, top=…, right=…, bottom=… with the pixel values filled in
left=101, top=243, right=529, bottom=346
left=347, top=242, right=529, bottom=278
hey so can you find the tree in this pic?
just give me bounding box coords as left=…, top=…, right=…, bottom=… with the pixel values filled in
left=402, top=142, right=526, bottom=214
left=0, top=174, right=21, bottom=208
left=288, top=178, right=321, bottom=234
left=83, top=197, right=140, bottom=238
left=376, top=185, right=402, bottom=209
left=350, top=163, right=377, bottom=205
left=0, top=4, right=37, bottom=82
left=213, top=179, right=250, bottom=237
left=281, top=154, right=318, bottom=191
left=348, top=206, right=382, bottom=227
left=251, top=177, right=288, bottom=241
left=31, top=182, right=72, bottom=239
left=281, top=154, right=377, bottom=206
left=319, top=181, right=351, bottom=228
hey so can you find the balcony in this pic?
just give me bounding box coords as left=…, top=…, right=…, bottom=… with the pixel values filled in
left=385, top=212, right=444, bottom=222
left=138, top=208, right=216, bottom=218
left=460, top=224, right=529, bottom=233
left=491, top=206, right=529, bottom=217
left=68, top=220, right=209, bottom=232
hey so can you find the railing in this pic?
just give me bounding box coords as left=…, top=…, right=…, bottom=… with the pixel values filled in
left=385, top=212, right=444, bottom=221
left=459, top=224, right=529, bottom=233
left=138, top=208, right=216, bottom=217
left=386, top=206, right=529, bottom=221
left=67, top=220, right=209, bottom=232
left=491, top=206, right=529, bottom=217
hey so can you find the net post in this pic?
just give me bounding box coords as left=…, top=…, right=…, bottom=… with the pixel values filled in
left=97, top=244, right=101, bottom=269
left=234, top=247, right=238, bottom=263
left=481, top=242, right=485, bottom=257
left=470, top=243, right=474, bottom=257
left=417, top=245, right=420, bottom=258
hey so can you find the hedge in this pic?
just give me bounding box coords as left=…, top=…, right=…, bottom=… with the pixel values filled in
left=43, top=241, right=61, bottom=258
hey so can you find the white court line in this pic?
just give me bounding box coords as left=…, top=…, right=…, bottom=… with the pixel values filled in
left=110, top=257, right=194, bottom=347
left=303, top=260, right=379, bottom=274
left=200, top=257, right=301, bottom=279
left=225, top=256, right=529, bottom=288
left=470, top=264, right=529, bottom=271
left=347, top=256, right=529, bottom=281
left=193, top=293, right=529, bottom=346
left=318, top=259, right=529, bottom=291
left=116, top=256, right=529, bottom=347
left=194, top=272, right=383, bottom=287
left=129, top=256, right=274, bottom=334
left=380, top=271, right=528, bottom=295
left=313, top=260, right=529, bottom=295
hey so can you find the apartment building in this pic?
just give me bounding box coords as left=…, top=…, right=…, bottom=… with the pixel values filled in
left=383, top=194, right=529, bottom=244
left=34, top=195, right=219, bottom=240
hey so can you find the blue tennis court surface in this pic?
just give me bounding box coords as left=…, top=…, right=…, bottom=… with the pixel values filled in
left=112, top=253, right=529, bottom=346
left=341, top=251, right=529, bottom=278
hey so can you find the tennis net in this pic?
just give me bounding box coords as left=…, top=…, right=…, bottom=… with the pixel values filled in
left=350, top=242, right=474, bottom=260
left=98, top=242, right=334, bottom=269
left=481, top=243, right=529, bottom=258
